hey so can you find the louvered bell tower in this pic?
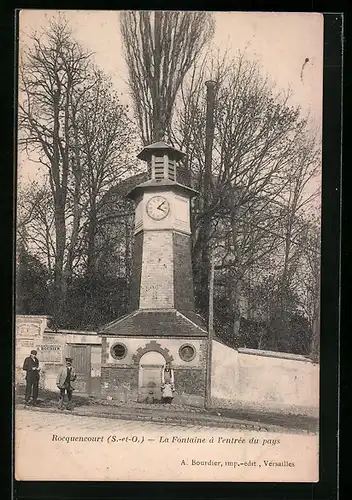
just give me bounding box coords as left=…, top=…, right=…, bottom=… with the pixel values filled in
left=100, top=141, right=207, bottom=332
left=126, top=141, right=200, bottom=314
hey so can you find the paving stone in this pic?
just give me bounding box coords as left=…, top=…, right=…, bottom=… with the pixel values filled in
left=15, top=409, right=220, bottom=434
left=15, top=401, right=316, bottom=435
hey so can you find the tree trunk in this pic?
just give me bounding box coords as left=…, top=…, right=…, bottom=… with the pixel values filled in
left=310, top=299, right=320, bottom=362
left=86, top=207, right=98, bottom=280
left=230, top=279, right=242, bottom=346
left=153, top=11, right=163, bottom=142
left=197, top=81, right=216, bottom=323
left=125, top=217, right=132, bottom=280
left=53, top=204, right=66, bottom=326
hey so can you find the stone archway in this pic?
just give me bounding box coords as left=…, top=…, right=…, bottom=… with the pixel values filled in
left=132, top=340, right=174, bottom=365
left=138, top=351, right=165, bottom=402
left=133, top=341, right=174, bottom=402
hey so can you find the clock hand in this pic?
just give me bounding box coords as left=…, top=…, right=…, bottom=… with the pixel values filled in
left=157, top=202, right=166, bottom=211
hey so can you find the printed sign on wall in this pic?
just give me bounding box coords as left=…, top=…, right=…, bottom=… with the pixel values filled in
left=35, top=344, right=63, bottom=363
left=17, top=323, right=41, bottom=338
left=16, top=340, right=36, bottom=366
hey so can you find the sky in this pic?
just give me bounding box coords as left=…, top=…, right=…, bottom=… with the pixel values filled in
left=18, top=10, right=324, bottom=182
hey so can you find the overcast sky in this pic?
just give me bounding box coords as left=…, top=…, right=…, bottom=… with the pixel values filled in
left=18, top=10, right=323, bottom=182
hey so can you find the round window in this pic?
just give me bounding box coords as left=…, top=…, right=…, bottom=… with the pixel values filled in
left=179, top=344, right=196, bottom=362
left=111, top=343, right=127, bottom=360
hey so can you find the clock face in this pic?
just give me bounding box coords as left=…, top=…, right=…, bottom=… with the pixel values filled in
left=146, top=196, right=170, bottom=220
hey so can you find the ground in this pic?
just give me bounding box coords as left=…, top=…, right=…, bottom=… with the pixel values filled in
left=16, top=407, right=232, bottom=434
left=14, top=386, right=319, bottom=434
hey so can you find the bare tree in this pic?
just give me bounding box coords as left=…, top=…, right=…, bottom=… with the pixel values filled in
left=120, top=11, right=215, bottom=144
left=18, top=16, right=94, bottom=323
left=17, top=180, right=56, bottom=275
left=295, top=217, right=321, bottom=359
left=172, top=51, right=321, bottom=334
left=69, top=69, right=138, bottom=279
left=18, top=15, right=137, bottom=326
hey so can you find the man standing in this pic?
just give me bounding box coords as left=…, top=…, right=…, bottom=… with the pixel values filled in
left=22, top=349, right=40, bottom=405
left=56, top=357, right=77, bottom=410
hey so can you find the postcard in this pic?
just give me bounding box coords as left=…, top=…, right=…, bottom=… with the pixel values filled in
left=15, top=10, right=323, bottom=482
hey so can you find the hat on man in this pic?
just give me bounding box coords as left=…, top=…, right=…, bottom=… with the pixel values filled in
left=30, top=350, right=37, bottom=355
left=65, top=357, right=73, bottom=362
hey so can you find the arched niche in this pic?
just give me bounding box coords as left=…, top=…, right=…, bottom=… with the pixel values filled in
left=132, top=340, right=174, bottom=365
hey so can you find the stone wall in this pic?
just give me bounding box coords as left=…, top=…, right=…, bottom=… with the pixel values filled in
left=15, top=315, right=101, bottom=394
left=101, top=366, right=138, bottom=402
left=129, top=231, right=143, bottom=311
left=139, top=231, right=174, bottom=309
left=131, top=190, right=194, bottom=312
left=174, top=368, right=204, bottom=394
left=211, top=339, right=319, bottom=416
left=101, top=336, right=207, bottom=404
left=100, top=364, right=206, bottom=404
left=103, top=337, right=206, bottom=367
left=173, top=232, right=195, bottom=312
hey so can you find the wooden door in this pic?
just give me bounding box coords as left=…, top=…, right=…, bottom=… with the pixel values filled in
left=71, top=345, right=91, bottom=394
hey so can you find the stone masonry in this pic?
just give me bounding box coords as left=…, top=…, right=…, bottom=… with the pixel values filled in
left=99, top=142, right=208, bottom=404
left=139, top=231, right=174, bottom=309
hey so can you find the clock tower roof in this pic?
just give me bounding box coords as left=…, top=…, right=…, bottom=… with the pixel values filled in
left=126, top=178, right=198, bottom=200
left=137, top=141, right=185, bottom=162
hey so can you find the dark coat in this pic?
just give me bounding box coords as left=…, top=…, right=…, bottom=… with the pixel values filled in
left=23, top=356, right=40, bottom=381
